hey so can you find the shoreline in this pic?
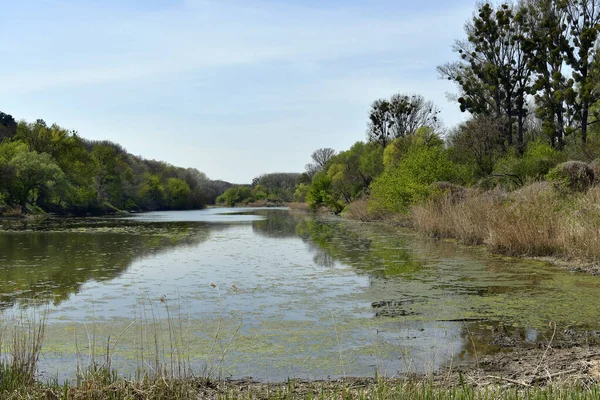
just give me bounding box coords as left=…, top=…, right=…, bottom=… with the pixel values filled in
left=330, top=210, right=600, bottom=277
left=10, top=343, right=600, bottom=399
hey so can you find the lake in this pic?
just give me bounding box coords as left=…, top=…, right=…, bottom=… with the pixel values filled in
left=1, top=208, right=599, bottom=382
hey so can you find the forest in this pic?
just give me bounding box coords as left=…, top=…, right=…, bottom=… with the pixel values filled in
left=0, top=114, right=235, bottom=216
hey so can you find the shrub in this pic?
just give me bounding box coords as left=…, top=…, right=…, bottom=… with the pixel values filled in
left=368, top=144, right=458, bottom=215
left=342, top=198, right=370, bottom=221
left=306, top=172, right=344, bottom=213
left=491, top=141, right=564, bottom=190
left=429, top=181, right=467, bottom=204
left=218, top=186, right=254, bottom=206
left=547, top=161, right=595, bottom=193
left=293, top=183, right=309, bottom=203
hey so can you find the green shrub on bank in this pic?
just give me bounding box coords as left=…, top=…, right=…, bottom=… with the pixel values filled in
left=368, top=142, right=460, bottom=215
left=216, top=186, right=254, bottom=206
left=490, top=141, right=565, bottom=190
left=306, top=172, right=344, bottom=213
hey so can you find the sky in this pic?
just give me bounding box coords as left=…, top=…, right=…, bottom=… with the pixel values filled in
left=1, top=0, right=476, bottom=183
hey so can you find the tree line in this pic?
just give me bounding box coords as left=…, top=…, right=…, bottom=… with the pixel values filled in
left=217, top=172, right=301, bottom=206
left=0, top=112, right=231, bottom=215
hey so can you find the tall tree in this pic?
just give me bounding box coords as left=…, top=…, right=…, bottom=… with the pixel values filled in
left=305, top=148, right=336, bottom=177
left=439, top=3, right=533, bottom=152
left=388, top=94, right=442, bottom=138
left=367, top=99, right=393, bottom=147
left=522, top=0, right=574, bottom=148
left=310, top=148, right=336, bottom=170
left=0, top=112, right=17, bottom=141
left=564, top=0, right=600, bottom=143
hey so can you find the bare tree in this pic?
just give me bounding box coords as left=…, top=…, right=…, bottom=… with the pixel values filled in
left=305, top=148, right=336, bottom=177
left=311, top=148, right=335, bottom=169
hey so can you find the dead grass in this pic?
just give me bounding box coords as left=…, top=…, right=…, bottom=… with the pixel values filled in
left=288, top=202, right=311, bottom=212
left=1, top=205, right=25, bottom=218
left=343, top=199, right=371, bottom=221
left=411, top=189, right=502, bottom=246
left=411, top=182, right=600, bottom=262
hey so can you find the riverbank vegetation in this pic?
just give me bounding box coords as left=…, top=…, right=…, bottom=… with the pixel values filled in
left=3, top=374, right=600, bottom=400
left=292, top=0, right=600, bottom=266
left=216, top=173, right=301, bottom=206
left=0, top=113, right=234, bottom=216
left=2, top=313, right=600, bottom=399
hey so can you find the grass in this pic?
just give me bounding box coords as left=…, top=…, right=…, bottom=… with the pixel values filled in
left=410, top=182, right=600, bottom=262
left=0, top=310, right=599, bottom=399
left=1, top=370, right=600, bottom=399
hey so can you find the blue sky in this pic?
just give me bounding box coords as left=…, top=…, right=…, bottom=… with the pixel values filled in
left=1, top=0, right=475, bottom=183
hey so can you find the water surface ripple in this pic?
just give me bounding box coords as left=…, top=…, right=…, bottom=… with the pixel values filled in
left=1, top=208, right=598, bottom=381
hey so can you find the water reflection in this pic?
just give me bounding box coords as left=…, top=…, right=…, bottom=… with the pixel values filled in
left=295, top=219, right=423, bottom=277
left=1, top=208, right=600, bottom=381
left=255, top=212, right=600, bottom=336
left=0, top=219, right=213, bottom=309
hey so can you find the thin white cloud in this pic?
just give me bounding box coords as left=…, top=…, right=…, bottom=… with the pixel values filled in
left=2, top=0, right=476, bottom=182
left=1, top=0, right=471, bottom=94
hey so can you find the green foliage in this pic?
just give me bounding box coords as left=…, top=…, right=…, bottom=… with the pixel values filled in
left=369, top=141, right=459, bottom=215
left=165, top=178, right=192, bottom=209
left=492, top=140, right=565, bottom=189
left=251, top=173, right=301, bottom=203
left=383, top=127, right=444, bottom=171
left=136, top=173, right=165, bottom=210
left=293, top=183, right=309, bottom=203
left=327, top=141, right=383, bottom=203
left=217, top=186, right=254, bottom=206
left=0, top=112, right=214, bottom=215
left=0, top=141, right=65, bottom=210
left=306, top=172, right=344, bottom=213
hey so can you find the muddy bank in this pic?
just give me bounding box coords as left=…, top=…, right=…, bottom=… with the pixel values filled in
left=530, top=256, right=600, bottom=276
left=191, top=344, right=600, bottom=398
left=457, top=344, right=600, bottom=388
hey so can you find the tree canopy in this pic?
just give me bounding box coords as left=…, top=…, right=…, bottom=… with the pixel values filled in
left=0, top=112, right=224, bottom=215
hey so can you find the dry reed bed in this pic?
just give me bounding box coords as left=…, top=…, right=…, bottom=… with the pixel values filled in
left=411, top=183, right=600, bottom=263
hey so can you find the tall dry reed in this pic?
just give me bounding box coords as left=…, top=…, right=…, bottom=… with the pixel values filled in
left=411, top=182, right=600, bottom=262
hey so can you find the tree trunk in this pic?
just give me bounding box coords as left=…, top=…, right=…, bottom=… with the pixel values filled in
left=517, top=110, right=524, bottom=155
left=582, top=106, right=589, bottom=144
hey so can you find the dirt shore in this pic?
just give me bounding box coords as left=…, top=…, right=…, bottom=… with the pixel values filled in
left=189, top=344, right=600, bottom=398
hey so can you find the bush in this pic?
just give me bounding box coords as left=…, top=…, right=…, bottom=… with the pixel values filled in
left=293, top=183, right=310, bottom=203
left=306, top=172, right=344, bottom=213
left=218, top=186, right=254, bottom=206
left=342, top=199, right=370, bottom=221
left=491, top=141, right=564, bottom=190
left=368, top=143, right=459, bottom=215
left=429, top=181, right=467, bottom=204
left=547, top=161, right=595, bottom=193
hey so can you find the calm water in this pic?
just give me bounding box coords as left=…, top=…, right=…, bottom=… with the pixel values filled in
left=1, top=208, right=599, bottom=381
